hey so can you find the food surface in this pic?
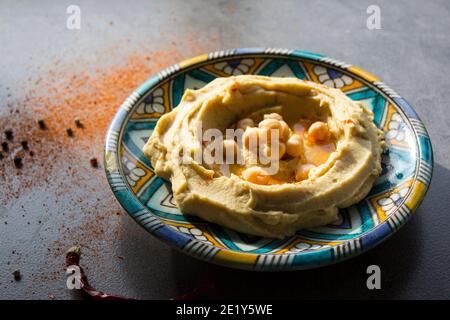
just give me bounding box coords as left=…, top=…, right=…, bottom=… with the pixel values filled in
left=143, top=75, right=384, bottom=238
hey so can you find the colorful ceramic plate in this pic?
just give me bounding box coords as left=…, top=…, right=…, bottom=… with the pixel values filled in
left=104, top=48, right=433, bottom=271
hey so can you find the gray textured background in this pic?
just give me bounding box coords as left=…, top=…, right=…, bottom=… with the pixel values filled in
left=0, top=0, right=449, bottom=299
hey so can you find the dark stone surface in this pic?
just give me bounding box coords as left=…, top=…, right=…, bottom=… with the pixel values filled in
left=0, top=0, right=449, bottom=299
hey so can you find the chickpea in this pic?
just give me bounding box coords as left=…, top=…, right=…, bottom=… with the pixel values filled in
left=262, top=141, right=286, bottom=159
left=257, top=128, right=271, bottom=145
left=295, top=163, right=316, bottom=181
left=279, top=120, right=290, bottom=142
left=261, top=145, right=270, bottom=159
left=293, top=122, right=307, bottom=136
left=264, top=113, right=283, bottom=121
left=242, top=166, right=269, bottom=185
left=259, top=118, right=282, bottom=131
left=278, top=142, right=286, bottom=159
left=237, top=118, right=254, bottom=130
left=258, top=119, right=284, bottom=143
left=242, top=127, right=259, bottom=150
left=286, top=134, right=304, bottom=157
left=223, top=139, right=238, bottom=161
left=308, top=121, right=329, bottom=141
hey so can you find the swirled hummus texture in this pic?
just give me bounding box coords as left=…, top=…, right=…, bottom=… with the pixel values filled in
left=143, top=75, right=384, bottom=238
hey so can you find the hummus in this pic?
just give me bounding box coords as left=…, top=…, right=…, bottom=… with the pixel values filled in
left=143, top=75, right=384, bottom=238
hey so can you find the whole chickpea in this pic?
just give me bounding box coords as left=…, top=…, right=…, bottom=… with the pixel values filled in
left=258, top=128, right=271, bottom=145
left=293, top=122, right=307, bottom=136
left=286, top=134, right=304, bottom=157
left=278, top=142, right=287, bottom=159
left=262, top=141, right=286, bottom=160
left=308, top=121, right=329, bottom=141
left=258, top=119, right=283, bottom=143
left=279, top=120, right=290, bottom=141
left=295, top=163, right=317, bottom=181
left=237, top=118, right=254, bottom=130
left=259, top=118, right=282, bottom=131
left=264, top=113, right=283, bottom=121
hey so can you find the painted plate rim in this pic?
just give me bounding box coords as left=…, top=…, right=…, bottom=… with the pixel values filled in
left=104, top=48, right=433, bottom=271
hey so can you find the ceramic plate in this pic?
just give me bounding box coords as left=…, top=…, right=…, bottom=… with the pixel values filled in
left=104, top=48, right=433, bottom=271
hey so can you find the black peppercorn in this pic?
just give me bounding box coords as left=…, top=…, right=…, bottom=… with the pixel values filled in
left=90, top=157, right=98, bottom=168
left=37, top=119, right=46, bottom=129
left=21, top=141, right=29, bottom=150
left=13, top=156, right=22, bottom=168
left=4, top=129, right=13, bottom=140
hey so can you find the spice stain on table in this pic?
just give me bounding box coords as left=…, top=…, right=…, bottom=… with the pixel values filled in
left=0, top=35, right=217, bottom=299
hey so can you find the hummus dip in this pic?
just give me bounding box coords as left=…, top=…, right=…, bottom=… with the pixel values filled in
left=143, top=75, right=384, bottom=238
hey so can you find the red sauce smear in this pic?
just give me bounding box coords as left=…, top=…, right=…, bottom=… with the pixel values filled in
left=65, top=246, right=215, bottom=300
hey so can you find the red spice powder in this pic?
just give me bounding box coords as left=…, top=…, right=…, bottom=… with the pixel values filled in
left=0, top=36, right=218, bottom=291
left=0, top=40, right=213, bottom=200
left=0, top=53, right=164, bottom=203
